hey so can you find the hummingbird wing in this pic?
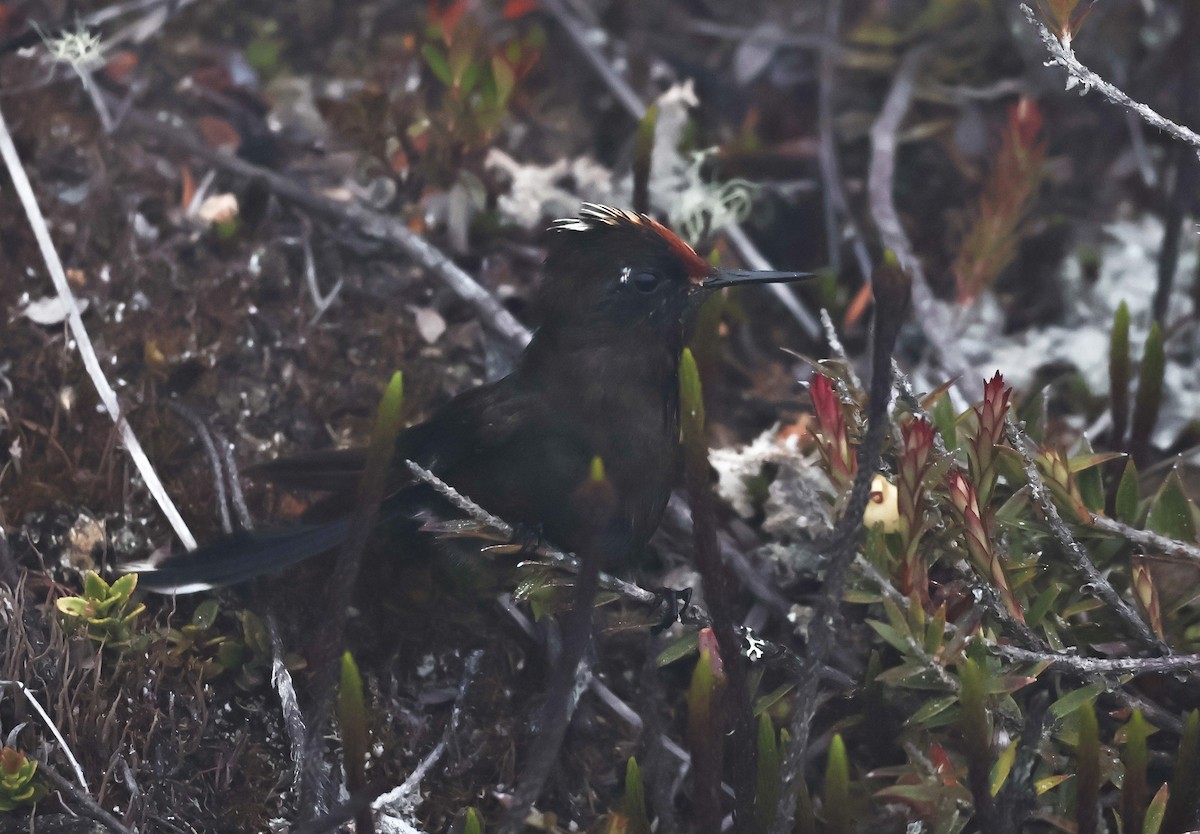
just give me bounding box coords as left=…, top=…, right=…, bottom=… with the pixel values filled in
left=135, top=376, right=604, bottom=593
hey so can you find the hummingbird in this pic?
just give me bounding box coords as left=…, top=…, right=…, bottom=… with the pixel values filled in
left=139, top=203, right=812, bottom=593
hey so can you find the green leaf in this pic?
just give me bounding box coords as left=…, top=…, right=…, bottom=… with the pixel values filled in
left=1131, top=323, right=1165, bottom=454
left=990, top=738, right=1019, bottom=796
left=1017, top=387, right=1047, bottom=444
left=1110, top=300, right=1131, bottom=446
left=959, top=657, right=991, bottom=768
left=656, top=631, right=699, bottom=667
left=1120, top=711, right=1151, bottom=833
left=824, top=734, right=852, bottom=834
left=905, top=695, right=958, bottom=727
left=55, top=597, right=93, bottom=619
left=1143, top=783, right=1169, bottom=834
left=1049, top=682, right=1104, bottom=720
left=490, top=55, right=515, bottom=105
left=622, top=758, right=650, bottom=834
left=83, top=571, right=108, bottom=601
left=464, top=808, right=484, bottom=834
left=422, top=43, right=453, bottom=86
left=338, top=651, right=369, bottom=792
left=752, top=681, right=796, bottom=717
left=1115, top=458, right=1141, bottom=525
left=1075, top=702, right=1100, bottom=833
left=108, top=572, right=138, bottom=603
left=932, top=395, right=959, bottom=451
left=1027, top=584, right=1063, bottom=627
left=755, top=715, right=780, bottom=833
left=1161, top=710, right=1200, bottom=834
left=1070, top=443, right=1120, bottom=513
left=459, top=60, right=481, bottom=95
left=866, top=619, right=912, bottom=654
left=678, top=348, right=705, bottom=443
left=191, top=599, right=220, bottom=630
left=1036, top=773, right=1073, bottom=795
left=1145, top=469, right=1197, bottom=543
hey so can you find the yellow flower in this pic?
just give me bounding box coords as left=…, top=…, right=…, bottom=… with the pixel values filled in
left=863, top=474, right=901, bottom=533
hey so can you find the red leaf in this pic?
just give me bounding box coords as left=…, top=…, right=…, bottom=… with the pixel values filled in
left=504, top=0, right=539, bottom=18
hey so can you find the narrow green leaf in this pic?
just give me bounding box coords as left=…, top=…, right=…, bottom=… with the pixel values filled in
left=824, top=734, right=852, bottom=834
left=1161, top=710, right=1200, bottom=834
left=959, top=657, right=991, bottom=768
left=1110, top=301, right=1131, bottom=447
left=1115, top=458, right=1141, bottom=525
left=656, top=632, right=699, bottom=667
left=1144, top=783, right=1169, bottom=834
left=990, top=738, right=1019, bottom=796
left=622, top=758, right=651, bottom=834
left=338, top=651, right=369, bottom=794
left=755, top=715, right=780, bottom=833
left=1071, top=441, right=1117, bottom=513
left=866, top=619, right=912, bottom=654
left=1121, top=711, right=1151, bottom=834
left=1145, top=469, right=1197, bottom=543
left=752, top=681, right=796, bottom=717
left=679, top=348, right=705, bottom=443
left=905, top=695, right=958, bottom=727
left=933, top=395, right=958, bottom=451
left=1017, top=387, right=1047, bottom=444
left=1075, top=702, right=1100, bottom=834
left=421, top=43, right=453, bottom=86
left=1130, top=323, right=1165, bottom=458
left=1049, top=683, right=1103, bottom=720
left=464, top=808, right=484, bottom=834
left=1027, top=584, right=1063, bottom=627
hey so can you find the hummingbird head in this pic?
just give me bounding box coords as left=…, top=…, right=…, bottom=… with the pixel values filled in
left=538, top=203, right=812, bottom=334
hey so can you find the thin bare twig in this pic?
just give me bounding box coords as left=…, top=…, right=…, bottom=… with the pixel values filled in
left=816, top=0, right=873, bottom=283
left=821, top=308, right=864, bottom=393
left=264, top=610, right=307, bottom=795
left=166, top=401, right=232, bottom=535
left=208, top=424, right=252, bottom=530
left=35, top=758, right=133, bottom=834
left=1019, top=4, right=1200, bottom=156
left=867, top=48, right=975, bottom=402
left=0, top=101, right=197, bottom=551
left=302, top=230, right=344, bottom=326
left=994, top=645, right=1200, bottom=674
left=1090, top=513, right=1200, bottom=568
left=1, top=679, right=89, bottom=790
left=405, top=460, right=657, bottom=605
left=372, top=649, right=483, bottom=820
left=1004, top=418, right=1169, bottom=654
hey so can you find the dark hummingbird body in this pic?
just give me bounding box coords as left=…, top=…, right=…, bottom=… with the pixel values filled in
left=140, top=204, right=811, bottom=593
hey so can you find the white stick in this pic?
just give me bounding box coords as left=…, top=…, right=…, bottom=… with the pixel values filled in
left=1, top=679, right=89, bottom=791
left=0, top=102, right=197, bottom=551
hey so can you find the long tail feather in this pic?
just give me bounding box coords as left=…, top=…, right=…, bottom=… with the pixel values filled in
left=133, top=520, right=352, bottom=594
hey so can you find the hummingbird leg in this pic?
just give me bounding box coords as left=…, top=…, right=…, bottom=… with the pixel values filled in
left=651, top=586, right=693, bottom=634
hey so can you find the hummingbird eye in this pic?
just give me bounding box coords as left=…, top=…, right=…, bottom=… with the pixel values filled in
left=625, top=268, right=666, bottom=294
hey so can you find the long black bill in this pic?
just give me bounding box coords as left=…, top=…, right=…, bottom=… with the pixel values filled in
left=699, top=268, right=815, bottom=290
